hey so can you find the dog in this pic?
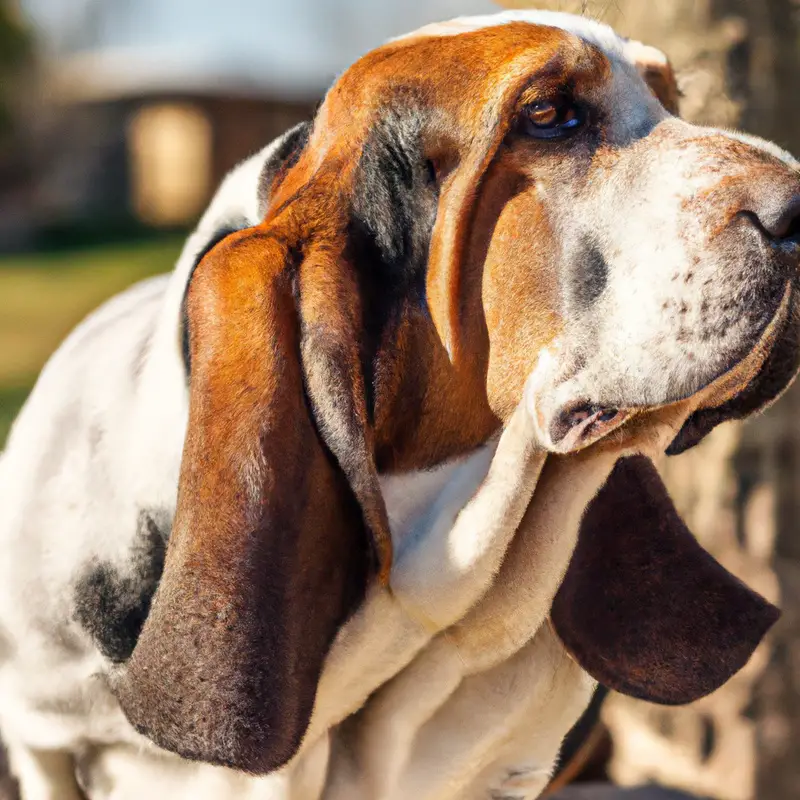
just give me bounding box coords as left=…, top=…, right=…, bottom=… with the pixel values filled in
left=1, top=9, right=799, bottom=799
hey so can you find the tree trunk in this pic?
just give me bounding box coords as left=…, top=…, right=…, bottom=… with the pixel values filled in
left=504, top=2, right=800, bottom=798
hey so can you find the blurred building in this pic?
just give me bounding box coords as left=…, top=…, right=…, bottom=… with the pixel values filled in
left=8, top=0, right=496, bottom=241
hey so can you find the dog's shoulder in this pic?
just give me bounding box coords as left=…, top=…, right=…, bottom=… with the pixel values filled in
left=0, top=132, right=308, bottom=686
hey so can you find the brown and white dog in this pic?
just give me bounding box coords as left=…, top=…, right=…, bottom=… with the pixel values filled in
left=0, top=9, right=799, bottom=800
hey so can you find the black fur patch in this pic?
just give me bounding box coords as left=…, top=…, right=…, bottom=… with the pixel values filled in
left=73, top=511, right=168, bottom=663
left=350, top=107, right=438, bottom=275
left=256, top=121, right=312, bottom=219
left=568, top=238, right=609, bottom=309
left=348, top=104, right=440, bottom=418
left=550, top=684, right=608, bottom=780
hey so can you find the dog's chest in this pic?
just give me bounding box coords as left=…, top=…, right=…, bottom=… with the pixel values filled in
left=379, top=445, right=496, bottom=552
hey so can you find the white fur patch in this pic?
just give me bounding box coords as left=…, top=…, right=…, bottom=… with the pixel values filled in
left=394, top=9, right=631, bottom=63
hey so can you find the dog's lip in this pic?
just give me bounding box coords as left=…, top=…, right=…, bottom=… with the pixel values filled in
left=534, top=282, right=794, bottom=455
left=668, top=280, right=794, bottom=421
left=548, top=403, right=631, bottom=452
left=668, top=281, right=800, bottom=454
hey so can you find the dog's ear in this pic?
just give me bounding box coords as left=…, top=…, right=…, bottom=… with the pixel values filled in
left=114, top=229, right=390, bottom=773
left=551, top=455, right=779, bottom=705
left=624, top=39, right=681, bottom=115
left=424, top=97, right=521, bottom=361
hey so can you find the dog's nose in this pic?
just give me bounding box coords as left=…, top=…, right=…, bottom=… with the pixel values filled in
left=748, top=186, right=800, bottom=242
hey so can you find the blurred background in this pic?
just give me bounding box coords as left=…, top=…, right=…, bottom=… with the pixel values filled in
left=1, top=0, right=800, bottom=798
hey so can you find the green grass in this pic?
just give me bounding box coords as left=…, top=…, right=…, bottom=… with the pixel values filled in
left=0, top=237, right=183, bottom=446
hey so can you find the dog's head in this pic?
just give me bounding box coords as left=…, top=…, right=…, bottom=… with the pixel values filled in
left=114, top=12, right=797, bottom=774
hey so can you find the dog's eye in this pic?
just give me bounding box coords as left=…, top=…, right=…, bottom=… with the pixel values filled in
left=522, top=97, right=584, bottom=140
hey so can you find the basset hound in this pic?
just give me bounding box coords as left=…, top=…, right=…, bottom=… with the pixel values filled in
left=0, top=9, right=799, bottom=800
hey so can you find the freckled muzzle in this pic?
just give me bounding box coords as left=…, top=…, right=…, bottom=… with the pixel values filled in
left=527, top=280, right=799, bottom=456
left=527, top=120, right=800, bottom=454
left=668, top=282, right=800, bottom=453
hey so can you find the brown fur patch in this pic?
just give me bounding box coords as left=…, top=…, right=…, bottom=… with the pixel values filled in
left=243, top=23, right=611, bottom=471
left=115, top=232, right=376, bottom=772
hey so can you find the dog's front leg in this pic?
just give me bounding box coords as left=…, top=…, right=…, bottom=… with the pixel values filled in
left=321, top=395, right=625, bottom=800
left=6, top=742, right=85, bottom=800
left=454, top=625, right=595, bottom=800
left=323, top=625, right=593, bottom=800
left=320, top=396, right=550, bottom=800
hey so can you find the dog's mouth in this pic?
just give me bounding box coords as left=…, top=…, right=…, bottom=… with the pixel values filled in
left=547, top=402, right=632, bottom=453
left=537, top=283, right=799, bottom=455
left=667, top=282, right=800, bottom=454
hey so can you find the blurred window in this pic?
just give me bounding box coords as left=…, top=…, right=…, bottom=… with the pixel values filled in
left=128, top=102, right=211, bottom=226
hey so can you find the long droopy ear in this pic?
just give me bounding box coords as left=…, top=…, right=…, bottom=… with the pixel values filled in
left=114, top=230, right=390, bottom=773
left=424, top=61, right=545, bottom=362
left=426, top=141, right=503, bottom=361
left=551, top=455, right=779, bottom=705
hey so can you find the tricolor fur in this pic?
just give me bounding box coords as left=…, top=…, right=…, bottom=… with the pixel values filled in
left=0, top=10, right=798, bottom=800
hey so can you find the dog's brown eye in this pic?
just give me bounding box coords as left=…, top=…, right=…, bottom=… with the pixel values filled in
left=522, top=97, right=584, bottom=140
left=528, top=101, right=560, bottom=126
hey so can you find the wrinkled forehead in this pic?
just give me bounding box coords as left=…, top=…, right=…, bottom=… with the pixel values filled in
left=382, top=11, right=666, bottom=141
left=316, top=19, right=616, bottom=147
left=394, top=9, right=630, bottom=55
